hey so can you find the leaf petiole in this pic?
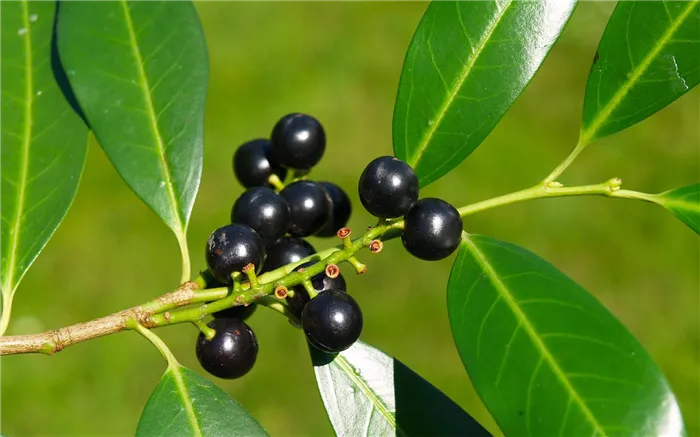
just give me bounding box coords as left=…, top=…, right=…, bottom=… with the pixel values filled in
left=130, top=321, right=180, bottom=368
left=542, top=138, right=589, bottom=184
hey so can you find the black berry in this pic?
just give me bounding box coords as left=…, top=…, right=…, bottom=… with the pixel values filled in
left=288, top=261, right=347, bottom=316
left=213, top=304, right=257, bottom=321
left=358, top=156, right=418, bottom=218
left=280, top=181, right=331, bottom=237
left=206, top=224, right=265, bottom=283
left=231, top=187, right=291, bottom=244
left=262, top=237, right=316, bottom=272
left=316, top=182, right=352, bottom=237
left=196, top=318, right=258, bottom=379
left=402, top=198, right=463, bottom=261
left=302, top=289, right=363, bottom=353
left=233, top=139, right=287, bottom=188
left=270, top=113, right=326, bottom=169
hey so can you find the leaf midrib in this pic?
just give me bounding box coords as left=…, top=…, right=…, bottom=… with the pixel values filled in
left=3, top=0, right=34, bottom=296
left=661, top=185, right=700, bottom=211
left=333, top=354, right=403, bottom=436
left=666, top=198, right=700, bottom=212
left=408, top=0, right=513, bottom=168
left=461, top=234, right=609, bottom=437
left=119, top=0, right=184, bottom=233
left=169, top=365, right=203, bottom=437
left=582, top=1, right=698, bottom=143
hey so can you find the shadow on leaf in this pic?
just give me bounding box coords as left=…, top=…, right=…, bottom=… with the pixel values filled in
left=311, top=341, right=491, bottom=436
left=52, top=2, right=88, bottom=126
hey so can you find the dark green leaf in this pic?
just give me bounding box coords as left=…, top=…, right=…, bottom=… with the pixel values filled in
left=393, top=0, right=577, bottom=186
left=581, top=1, right=699, bottom=142
left=56, top=1, right=206, bottom=242
left=310, top=340, right=490, bottom=437
left=136, top=365, right=268, bottom=437
left=0, top=0, right=88, bottom=332
left=657, top=183, right=700, bottom=234
left=448, top=234, right=685, bottom=436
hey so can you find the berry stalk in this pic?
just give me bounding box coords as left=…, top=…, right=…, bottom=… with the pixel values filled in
left=149, top=224, right=389, bottom=327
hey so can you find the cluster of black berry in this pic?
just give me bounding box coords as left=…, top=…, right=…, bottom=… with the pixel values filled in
left=195, top=114, right=463, bottom=380
left=196, top=114, right=360, bottom=380
left=358, top=156, right=463, bottom=260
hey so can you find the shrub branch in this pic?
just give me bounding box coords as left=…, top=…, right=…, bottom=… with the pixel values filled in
left=0, top=179, right=660, bottom=356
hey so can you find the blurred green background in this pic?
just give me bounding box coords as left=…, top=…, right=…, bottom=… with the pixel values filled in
left=2, top=2, right=698, bottom=436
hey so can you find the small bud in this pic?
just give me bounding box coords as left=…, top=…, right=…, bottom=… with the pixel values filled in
left=164, top=312, right=172, bottom=322
left=369, top=239, right=383, bottom=253
left=608, top=177, right=623, bottom=191
left=325, top=264, right=340, bottom=279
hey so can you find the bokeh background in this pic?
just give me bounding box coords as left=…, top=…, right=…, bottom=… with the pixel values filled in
left=2, top=2, right=698, bottom=436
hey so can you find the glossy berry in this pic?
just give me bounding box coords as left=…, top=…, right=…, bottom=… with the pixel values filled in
left=262, top=237, right=316, bottom=272
left=402, top=198, right=463, bottom=261
left=196, top=318, right=258, bottom=379
left=302, top=289, right=363, bottom=353
left=231, top=187, right=291, bottom=244
left=213, top=304, right=257, bottom=321
left=206, top=224, right=265, bottom=283
left=358, top=156, right=419, bottom=218
left=233, top=139, right=287, bottom=188
left=288, top=261, right=347, bottom=316
left=280, top=181, right=331, bottom=237
left=316, top=182, right=352, bottom=237
left=270, top=113, right=326, bottom=169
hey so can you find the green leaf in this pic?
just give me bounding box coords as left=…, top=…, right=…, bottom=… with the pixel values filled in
left=310, top=340, right=490, bottom=437
left=56, top=1, right=207, bottom=260
left=448, top=234, right=685, bottom=437
left=657, top=183, right=700, bottom=234
left=581, top=1, right=700, bottom=142
left=393, top=0, right=577, bottom=186
left=136, top=365, right=268, bottom=437
left=0, top=0, right=88, bottom=332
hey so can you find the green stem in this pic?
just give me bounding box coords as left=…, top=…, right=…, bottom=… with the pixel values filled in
left=302, top=280, right=318, bottom=299
left=258, top=296, right=300, bottom=325
left=458, top=179, right=661, bottom=218
left=154, top=178, right=663, bottom=328
left=193, top=320, right=215, bottom=340
left=268, top=174, right=285, bottom=191
left=0, top=176, right=665, bottom=356
left=130, top=321, right=180, bottom=367
left=543, top=139, right=588, bottom=183
left=141, top=287, right=229, bottom=314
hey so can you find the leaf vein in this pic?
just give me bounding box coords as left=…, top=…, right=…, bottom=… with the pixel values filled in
left=168, top=366, right=203, bottom=437
left=333, top=354, right=402, bottom=435
left=3, top=0, right=34, bottom=295
left=461, top=234, right=609, bottom=437
left=582, top=0, right=698, bottom=142
left=408, top=0, right=514, bottom=168
left=119, top=0, right=184, bottom=232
